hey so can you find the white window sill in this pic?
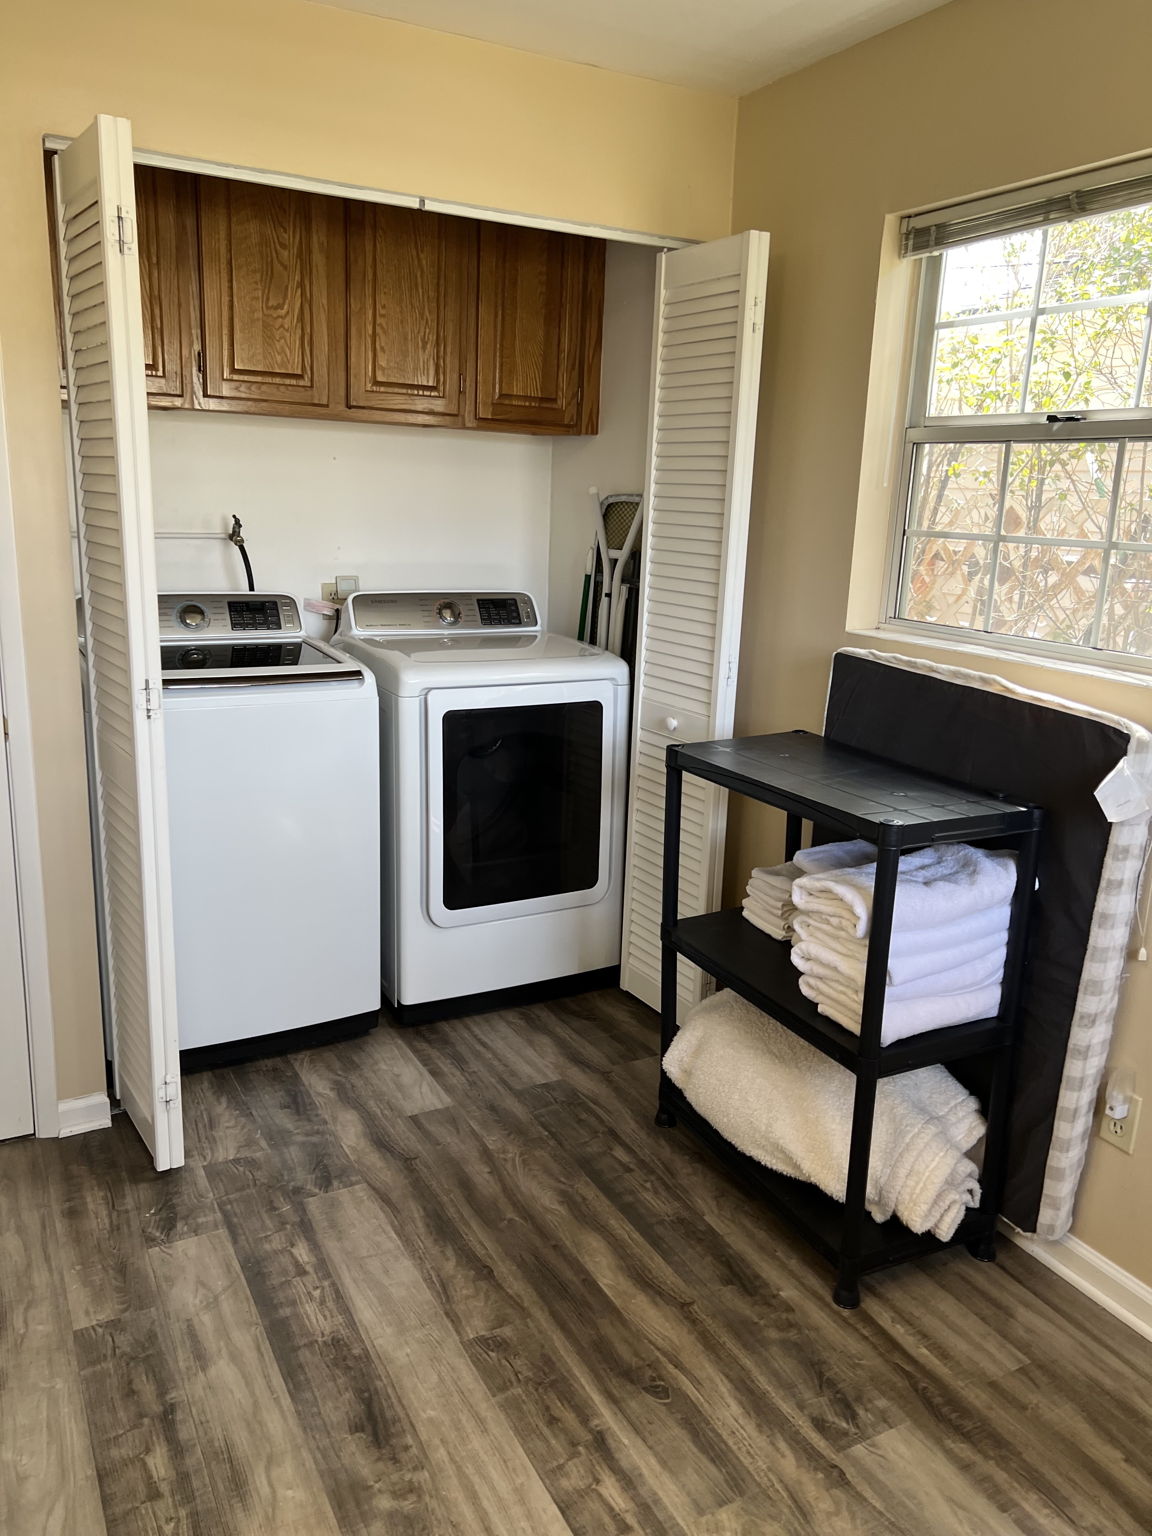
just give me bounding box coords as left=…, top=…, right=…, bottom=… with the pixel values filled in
left=845, top=626, right=1152, bottom=696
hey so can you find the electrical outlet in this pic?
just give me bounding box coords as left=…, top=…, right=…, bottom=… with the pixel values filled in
left=320, top=576, right=359, bottom=604
left=1098, top=1094, right=1141, bottom=1154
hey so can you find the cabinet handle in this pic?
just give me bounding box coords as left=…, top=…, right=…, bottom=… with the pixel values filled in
left=664, top=716, right=679, bottom=733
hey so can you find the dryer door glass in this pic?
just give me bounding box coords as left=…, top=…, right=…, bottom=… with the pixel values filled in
left=441, top=701, right=603, bottom=910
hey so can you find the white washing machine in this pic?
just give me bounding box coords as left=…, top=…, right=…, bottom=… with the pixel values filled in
left=333, top=591, right=630, bottom=1022
left=160, top=592, right=380, bottom=1064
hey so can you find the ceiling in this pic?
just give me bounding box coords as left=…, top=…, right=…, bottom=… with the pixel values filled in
left=306, top=0, right=951, bottom=94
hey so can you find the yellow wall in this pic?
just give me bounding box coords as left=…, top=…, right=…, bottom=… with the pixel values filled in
left=0, top=0, right=736, bottom=1103
left=732, top=0, right=1152, bottom=1281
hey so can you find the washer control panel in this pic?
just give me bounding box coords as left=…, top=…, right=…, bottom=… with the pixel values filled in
left=345, top=592, right=539, bottom=635
left=158, top=593, right=302, bottom=639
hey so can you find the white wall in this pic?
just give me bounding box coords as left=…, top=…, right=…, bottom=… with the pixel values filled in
left=549, top=243, right=658, bottom=638
left=148, top=412, right=554, bottom=626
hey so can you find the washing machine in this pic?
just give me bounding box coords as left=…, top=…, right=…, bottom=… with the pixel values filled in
left=333, top=591, right=630, bottom=1022
left=160, top=592, right=380, bottom=1065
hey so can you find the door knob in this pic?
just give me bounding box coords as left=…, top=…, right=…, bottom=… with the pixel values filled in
left=664, top=716, right=679, bottom=732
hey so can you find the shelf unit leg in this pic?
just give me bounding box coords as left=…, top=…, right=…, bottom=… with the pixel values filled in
left=835, top=1067, right=878, bottom=1309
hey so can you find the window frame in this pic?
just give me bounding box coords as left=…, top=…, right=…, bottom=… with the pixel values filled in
left=885, top=227, right=1152, bottom=673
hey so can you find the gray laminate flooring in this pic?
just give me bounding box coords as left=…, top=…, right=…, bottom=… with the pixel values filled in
left=3, top=989, right=1151, bottom=1534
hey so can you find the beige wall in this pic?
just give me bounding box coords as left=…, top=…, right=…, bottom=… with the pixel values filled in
left=731, top=0, right=1152, bottom=1282
left=0, top=0, right=736, bottom=1103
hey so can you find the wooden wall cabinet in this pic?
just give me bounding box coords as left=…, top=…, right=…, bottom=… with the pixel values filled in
left=51, top=160, right=605, bottom=436
left=135, top=168, right=197, bottom=408
left=345, top=204, right=474, bottom=426
left=472, top=225, right=605, bottom=435
left=196, top=179, right=340, bottom=413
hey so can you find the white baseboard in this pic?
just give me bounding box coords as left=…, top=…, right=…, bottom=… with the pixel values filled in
left=56, top=1092, right=112, bottom=1138
left=1005, top=1226, right=1152, bottom=1344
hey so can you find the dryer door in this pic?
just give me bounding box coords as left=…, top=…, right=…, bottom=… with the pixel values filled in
left=426, top=680, right=617, bottom=927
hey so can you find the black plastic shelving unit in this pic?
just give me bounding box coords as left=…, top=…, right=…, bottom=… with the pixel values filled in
left=657, top=729, right=1043, bottom=1309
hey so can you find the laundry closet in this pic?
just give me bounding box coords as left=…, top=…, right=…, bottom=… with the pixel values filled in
left=50, top=115, right=768, bottom=1170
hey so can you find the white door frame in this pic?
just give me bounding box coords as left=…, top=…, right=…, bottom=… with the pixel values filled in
left=0, top=344, right=60, bottom=1137
left=41, top=135, right=694, bottom=250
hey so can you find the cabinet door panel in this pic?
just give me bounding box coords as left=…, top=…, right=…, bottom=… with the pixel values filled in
left=136, top=167, right=195, bottom=406
left=474, top=226, right=602, bottom=433
left=198, top=179, right=333, bottom=409
left=347, top=205, right=472, bottom=422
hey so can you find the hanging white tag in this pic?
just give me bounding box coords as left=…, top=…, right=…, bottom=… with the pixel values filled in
left=1095, top=758, right=1152, bottom=822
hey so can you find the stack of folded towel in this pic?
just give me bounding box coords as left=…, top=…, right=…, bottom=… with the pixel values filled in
left=742, top=839, right=875, bottom=940
left=664, top=990, right=984, bottom=1240
left=790, top=843, right=1017, bottom=1045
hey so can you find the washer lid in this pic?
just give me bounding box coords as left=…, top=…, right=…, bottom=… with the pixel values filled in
left=160, top=634, right=364, bottom=688
left=333, top=628, right=629, bottom=693
left=340, top=590, right=540, bottom=637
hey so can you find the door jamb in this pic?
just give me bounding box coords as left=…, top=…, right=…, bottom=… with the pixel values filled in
left=0, top=344, right=60, bottom=1137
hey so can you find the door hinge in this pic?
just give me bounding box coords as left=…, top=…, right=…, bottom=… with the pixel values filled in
left=115, top=207, right=135, bottom=255
left=142, top=681, right=162, bottom=718
left=159, top=1074, right=179, bottom=1106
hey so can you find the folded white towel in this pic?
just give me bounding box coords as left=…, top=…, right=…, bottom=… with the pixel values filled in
left=791, top=839, right=876, bottom=874
left=792, top=844, right=1017, bottom=939
left=791, top=900, right=1014, bottom=950
left=663, top=991, right=983, bottom=1240
left=742, top=903, right=791, bottom=941
left=791, top=906, right=1011, bottom=986
left=791, top=938, right=1007, bottom=1000
left=797, top=973, right=1004, bottom=1044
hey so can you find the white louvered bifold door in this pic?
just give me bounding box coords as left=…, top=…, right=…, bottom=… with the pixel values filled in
left=55, top=117, right=183, bottom=1169
left=621, top=231, right=769, bottom=1012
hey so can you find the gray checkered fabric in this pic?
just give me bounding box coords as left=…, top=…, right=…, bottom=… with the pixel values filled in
left=837, top=650, right=1152, bottom=1240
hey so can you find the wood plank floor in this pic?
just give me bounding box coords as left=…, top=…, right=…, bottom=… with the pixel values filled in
left=4, top=989, right=1152, bottom=1535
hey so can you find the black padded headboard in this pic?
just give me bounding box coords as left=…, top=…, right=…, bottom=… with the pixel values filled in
left=825, top=651, right=1128, bottom=1231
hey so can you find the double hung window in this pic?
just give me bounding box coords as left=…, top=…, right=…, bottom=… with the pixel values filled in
left=892, top=165, right=1152, bottom=662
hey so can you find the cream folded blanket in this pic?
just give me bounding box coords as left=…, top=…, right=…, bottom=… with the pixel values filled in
left=797, top=973, right=1004, bottom=1043
left=663, top=991, right=983, bottom=1240
left=791, top=905, right=1011, bottom=986
left=792, top=843, right=1017, bottom=939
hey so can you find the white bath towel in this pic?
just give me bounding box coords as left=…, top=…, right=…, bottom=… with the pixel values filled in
left=792, top=843, right=1017, bottom=939
left=663, top=991, right=983, bottom=1240
left=791, top=905, right=1012, bottom=986
left=791, top=839, right=876, bottom=874
left=797, top=973, right=1004, bottom=1043
left=791, top=937, right=1007, bottom=1000
left=743, top=841, right=879, bottom=942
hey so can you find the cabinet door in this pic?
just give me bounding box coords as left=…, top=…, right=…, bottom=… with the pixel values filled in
left=473, top=225, right=604, bottom=434
left=346, top=204, right=473, bottom=423
left=135, top=166, right=195, bottom=407
left=197, top=178, right=336, bottom=411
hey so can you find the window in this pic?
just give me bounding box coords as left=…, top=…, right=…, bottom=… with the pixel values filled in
left=892, top=171, right=1152, bottom=663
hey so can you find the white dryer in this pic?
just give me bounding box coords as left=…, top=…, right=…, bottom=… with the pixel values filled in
left=334, top=591, right=630, bottom=1022
left=160, top=592, right=380, bottom=1065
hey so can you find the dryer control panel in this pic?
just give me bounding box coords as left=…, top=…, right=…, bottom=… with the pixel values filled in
left=344, top=591, right=539, bottom=635
left=158, top=593, right=303, bottom=639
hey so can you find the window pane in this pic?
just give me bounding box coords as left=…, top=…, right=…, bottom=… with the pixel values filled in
left=903, top=535, right=992, bottom=628
left=939, top=230, right=1042, bottom=321
left=1039, top=206, right=1152, bottom=306
left=910, top=442, right=1003, bottom=533
left=1027, top=305, right=1147, bottom=412
left=1116, top=440, right=1152, bottom=543
left=930, top=319, right=1028, bottom=415
left=1100, top=550, right=1152, bottom=656
left=1003, top=441, right=1116, bottom=541
left=990, top=543, right=1101, bottom=643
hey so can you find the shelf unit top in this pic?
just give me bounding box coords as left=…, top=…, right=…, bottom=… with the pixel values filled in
left=670, top=731, right=1039, bottom=845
